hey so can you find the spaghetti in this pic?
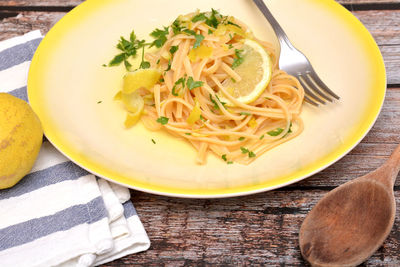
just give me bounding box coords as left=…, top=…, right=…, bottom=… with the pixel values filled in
left=117, top=10, right=304, bottom=165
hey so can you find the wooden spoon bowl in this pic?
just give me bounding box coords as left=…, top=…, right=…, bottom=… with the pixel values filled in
left=300, top=144, right=400, bottom=267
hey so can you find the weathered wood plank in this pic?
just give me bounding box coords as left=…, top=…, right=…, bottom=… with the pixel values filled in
left=0, top=0, right=399, bottom=7
left=99, top=190, right=400, bottom=266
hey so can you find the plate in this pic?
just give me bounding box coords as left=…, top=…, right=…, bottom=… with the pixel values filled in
left=28, top=0, right=386, bottom=198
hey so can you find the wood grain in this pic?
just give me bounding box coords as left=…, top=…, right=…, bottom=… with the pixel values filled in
left=0, top=0, right=399, bottom=7
left=98, top=190, right=400, bottom=266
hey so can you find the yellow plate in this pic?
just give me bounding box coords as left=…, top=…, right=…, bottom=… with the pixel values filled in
left=28, top=0, right=386, bottom=198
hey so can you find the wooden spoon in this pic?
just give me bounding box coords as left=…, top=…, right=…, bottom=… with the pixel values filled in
left=299, top=144, right=400, bottom=267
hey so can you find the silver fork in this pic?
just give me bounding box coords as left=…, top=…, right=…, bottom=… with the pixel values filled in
left=252, top=0, right=339, bottom=106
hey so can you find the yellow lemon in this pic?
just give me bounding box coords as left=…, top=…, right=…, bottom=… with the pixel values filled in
left=122, top=68, right=162, bottom=94
left=0, top=93, right=43, bottom=189
left=218, top=39, right=272, bottom=106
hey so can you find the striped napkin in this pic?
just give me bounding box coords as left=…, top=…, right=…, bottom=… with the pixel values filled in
left=0, top=31, right=150, bottom=267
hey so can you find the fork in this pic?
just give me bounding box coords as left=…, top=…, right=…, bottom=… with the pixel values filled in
left=252, top=0, right=340, bottom=105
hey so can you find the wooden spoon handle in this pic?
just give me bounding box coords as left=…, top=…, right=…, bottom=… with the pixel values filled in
left=386, top=143, right=400, bottom=183
left=372, top=143, right=400, bottom=188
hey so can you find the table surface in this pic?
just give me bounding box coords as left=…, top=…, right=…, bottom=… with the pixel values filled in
left=1, top=0, right=399, bottom=265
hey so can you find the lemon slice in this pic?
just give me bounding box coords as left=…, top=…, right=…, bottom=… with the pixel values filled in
left=218, top=39, right=272, bottom=106
left=122, top=68, right=162, bottom=94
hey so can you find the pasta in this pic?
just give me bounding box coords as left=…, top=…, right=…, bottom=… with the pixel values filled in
left=116, top=10, right=304, bottom=165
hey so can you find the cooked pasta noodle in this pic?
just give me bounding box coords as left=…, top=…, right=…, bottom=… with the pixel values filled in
left=121, top=10, right=304, bottom=165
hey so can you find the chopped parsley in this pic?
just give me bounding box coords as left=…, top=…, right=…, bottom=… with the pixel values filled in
left=107, top=30, right=146, bottom=70
left=227, top=161, right=234, bottom=164
left=240, top=147, right=256, bottom=158
left=150, top=26, right=169, bottom=48
left=156, top=116, right=169, bottom=125
left=222, top=154, right=227, bottom=161
left=227, top=21, right=241, bottom=28
left=172, top=19, right=183, bottom=34
left=169, top=45, right=179, bottom=55
left=209, top=94, right=226, bottom=109
left=232, top=49, right=244, bottom=69
left=267, top=128, right=284, bottom=136
left=200, top=115, right=206, bottom=121
left=97, top=101, right=102, bottom=104
left=186, top=76, right=204, bottom=90
left=208, top=29, right=213, bottom=35
left=172, top=77, right=186, bottom=96
left=259, top=134, right=265, bottom=140
left=139, top=46, right=150, bottom=69
left=240, top=147, right=249, bottom=154
left=240, top=112, right=251, bottom=116
left=151, top=139, right=156, bottom=144
left=193, top=34, right=205, bottom=48
left=239, top=137, right=245, bottom=141
left=192, top=13, right=207, bottom=23
left=267, top=123, right=292, bottom=137
left=165, top=60, right=172, bottom=72
left=185, top=133, right=192, bottom=135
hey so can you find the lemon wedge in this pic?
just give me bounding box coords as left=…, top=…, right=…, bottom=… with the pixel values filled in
left=218, top=39, right=272, bottom=106
left=122, top=68, right=162, bottom=94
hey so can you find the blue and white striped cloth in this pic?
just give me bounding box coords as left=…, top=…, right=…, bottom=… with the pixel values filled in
left=0, top=31, right=150, bottom=267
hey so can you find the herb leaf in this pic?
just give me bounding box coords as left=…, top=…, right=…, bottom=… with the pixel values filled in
left=172, top=77, right=186, bottom=96
left=169, top=46, right=178, bottom=55
left=150, top=26, right=169, bottom=48
left=108, top=30, right=146, bottom=70
left=240, top=112, right=251, bottom=116
left=248, top=151, right=256, bottom=158
left=239, top=137, right=245, bottom=141
left=192, top=13, right=207, bottom=23
left=156, top=116, right=169, bottom=125
left=193, top=34, right=205, bottom=49
left=109, top=53, right=126, bottom=66
left=232, top=49, right=244, bottom=69
left=240, top=147, right=249, bottom=154
left=222, top=154, right=227, bottom=161
left=186, top=76, right=204, bottom=90
left=267, top=128, right=284, bottom=136
left=209, top=94, right=226, bottom=109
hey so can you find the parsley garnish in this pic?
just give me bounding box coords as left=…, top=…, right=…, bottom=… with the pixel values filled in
left=232, top=49, right=244, bottom=69
left=222, top=154, right=227, bottom=161
left=227, top=21, right=241, bottom=28
left=165, top=60, right=172, bottom=72
left=139, top=46, right=150, bottom=69
left=185, top=133, right=192, bottom=135
left=169, top=46, right=178, bottom=55
left=259, top=135, right=265, bottom=140
left=108, top=31, right=146, bottom=70
left=240, top=112, right=251, bottom=116
left=192, top=13, right=207, bottom=22
left=240, top=147, right=249, bottom=154
left=186, top=76, right=204, bottom=90
left=193, top=34, right=205, bottom=48
left=150, top=26, right=169, bottom=48
left=97, top=101, right=102, bottom=104
left=240, top=147, right=256, bottom=158
left=172, top=19, right=183, bottom=34
left=200, top=115, right=206, bottom=122
left=208, top=29, right=213, bottom=35
left=227, top=161, right=234, bottom=164
left=267, top=128, right=284, bottom=136
left=239, top=137, right=245, bottom=141
left=183, top=29, right=196, bottom=36
left=156, top=116, right=169, bottom=125
left=172, top=77, right=186, bottom=96
left=209, top=94, right=226, bottom=109
left=151, top=139, right=156, bottom=144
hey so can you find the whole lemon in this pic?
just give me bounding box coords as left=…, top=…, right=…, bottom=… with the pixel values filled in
left=0, top=93, right=43, bottom=189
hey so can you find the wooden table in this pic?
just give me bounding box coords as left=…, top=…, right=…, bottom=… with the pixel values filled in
left=1, top=0, right=399, bottom=265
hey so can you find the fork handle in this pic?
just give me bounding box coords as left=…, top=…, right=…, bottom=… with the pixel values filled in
left=252, top=0, right=293, bottom=48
